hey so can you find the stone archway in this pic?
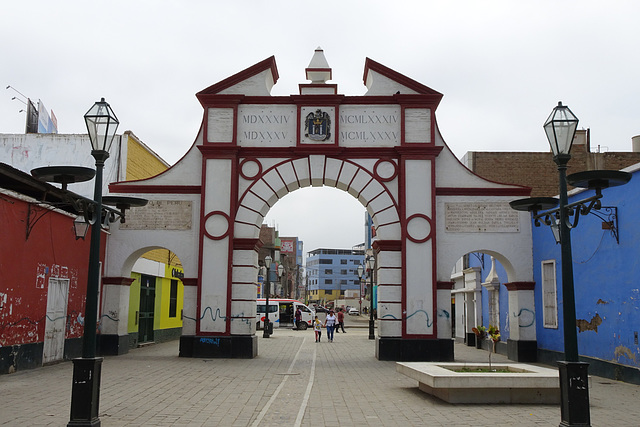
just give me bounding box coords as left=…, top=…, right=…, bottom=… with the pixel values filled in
left=107, top=49, right=534, bottom=361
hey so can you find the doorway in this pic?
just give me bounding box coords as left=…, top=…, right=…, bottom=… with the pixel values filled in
left=43, top=278, right=69, bottom=364
left=138, top=275, right=156, bottom=343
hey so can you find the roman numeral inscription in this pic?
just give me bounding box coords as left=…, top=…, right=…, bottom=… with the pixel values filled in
left=338, top=106, right=401, bottom=145
left=234, top=105, right=407, bottom=146
left=340, top=114, right=399, bottom=124
left=237, top=105, right=296, bottom=145
left=242, top=114, right=290, bottom=124
left=340, top=131, right=399, bottom=141
left=242, top=131, right=288, bottom=140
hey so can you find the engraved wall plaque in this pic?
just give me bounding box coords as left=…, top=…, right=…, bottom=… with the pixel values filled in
left=445, top=202, right=519, bottom=232
left=120, top=200, right=193, bottom=230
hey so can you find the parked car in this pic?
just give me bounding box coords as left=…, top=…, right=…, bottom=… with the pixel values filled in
left=314, top=305, right=329, bottom=313
left=348, top=307, right=360, bottom=316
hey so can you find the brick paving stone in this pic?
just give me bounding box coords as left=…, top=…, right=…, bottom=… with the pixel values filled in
left=1, top=327, right=640, bottom=426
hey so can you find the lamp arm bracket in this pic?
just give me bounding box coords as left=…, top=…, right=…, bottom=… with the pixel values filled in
left=533, top=200, right=620, bottom=244
left=588, top=206, right=620, bottom=244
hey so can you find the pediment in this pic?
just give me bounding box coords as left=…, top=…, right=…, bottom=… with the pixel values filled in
left=196, top=56, right=279, bottom=103
left=363, top=58, right=443, bottom=104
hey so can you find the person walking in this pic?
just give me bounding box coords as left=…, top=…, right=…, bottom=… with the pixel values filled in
left=324, top=309, right=337, bottom=342
left=295, top=307, right=302, bottom=330
left=336, top=308, right=346, bottom=333
left=313, top=315, right=322, bottom=342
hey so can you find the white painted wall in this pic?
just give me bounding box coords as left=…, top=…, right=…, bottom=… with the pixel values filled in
left=1, top=133, right=126, bottom=198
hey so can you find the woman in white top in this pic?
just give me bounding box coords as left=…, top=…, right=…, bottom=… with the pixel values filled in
left=324, top=310, right=337, bottom=342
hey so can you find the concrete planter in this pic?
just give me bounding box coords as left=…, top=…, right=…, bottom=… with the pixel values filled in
left=397, top=362, right=560, bottom=404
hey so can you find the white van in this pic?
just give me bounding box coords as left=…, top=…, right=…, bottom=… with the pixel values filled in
left=256, top=299, right=315, bottom=330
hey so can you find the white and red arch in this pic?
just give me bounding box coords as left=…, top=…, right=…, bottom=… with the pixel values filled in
left=106, top=50, right=533, bottom=360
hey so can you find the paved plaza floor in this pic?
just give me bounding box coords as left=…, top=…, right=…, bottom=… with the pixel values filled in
left=2, top=326, right=639, bottom=426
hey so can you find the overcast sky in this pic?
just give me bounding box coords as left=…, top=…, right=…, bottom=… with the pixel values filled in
left=2, top=1, right=639, bottom=256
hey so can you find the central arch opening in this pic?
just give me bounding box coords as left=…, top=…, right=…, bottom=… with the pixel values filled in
left=260, top=186, right=370, bottom=332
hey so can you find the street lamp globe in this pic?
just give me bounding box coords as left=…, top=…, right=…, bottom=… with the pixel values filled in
left=543, top=101, right=579, bottom=159
left=264, top=255, right=272, bottom=269
left=357, top=264, right=364, bottom=279
left=84, top=98, right=120, bottom=155
left=366, top=255, right=375, bottom=270
left=73, top=215, right=90, bottom=240
left=278, top=263, right=284, bottom=278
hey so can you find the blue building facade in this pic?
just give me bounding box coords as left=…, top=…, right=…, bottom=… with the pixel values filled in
left=306, top=248, right=365, bottom=304
left=532, top=163, right=640, bottom=383
left=464, top=163, right=640, bottom=383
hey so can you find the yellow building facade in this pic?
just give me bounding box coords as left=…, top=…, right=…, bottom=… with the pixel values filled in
left=122, top=131, right=185, bottom=346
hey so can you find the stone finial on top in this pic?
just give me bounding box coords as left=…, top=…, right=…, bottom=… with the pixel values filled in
left=300, top=47, right=337, bottom=95
left=306, top=47, right=332, bottom=83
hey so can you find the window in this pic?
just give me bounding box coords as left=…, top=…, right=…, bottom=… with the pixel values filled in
left=341, top=259, right=348, bottom=264
left=341, top=269, right=347, bottom=275
left=541, top=260, right=558, bottom=328
left=324, top=269, right=333, bottom=274
left=257, top=304, right=278, bottom=314
left=169, top=280, right=178, bottom=318
left=325, top=279, right=333, bottom=284
left=319, top=259, right=332, bottom=264
left=340, top=280, right=347, bottom=285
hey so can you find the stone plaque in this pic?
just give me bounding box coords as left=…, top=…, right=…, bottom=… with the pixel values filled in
left=445, top=202, right=519, bottom=232
left=237, top=105, right=296, bottom=146
left=338, top=105, right=400, bottom=146
left=120, top=200, right=192, bottom=230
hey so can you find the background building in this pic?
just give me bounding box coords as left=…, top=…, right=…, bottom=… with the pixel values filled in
left=306, top=247, right=365, bottom=306
left=0, top=164, right=94, bottom=373
left=279, top=237, right=304, bottom=300
left=452, top=132, right=640, bottom=384
left=462, top=130, right=640, bottom=197
left=0, top=130, right=184, bottom=372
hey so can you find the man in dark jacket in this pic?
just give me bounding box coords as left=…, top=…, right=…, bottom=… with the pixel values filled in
left=336, top=308, right=346, bottom=333
left=295, top=308, right=302, bottom=330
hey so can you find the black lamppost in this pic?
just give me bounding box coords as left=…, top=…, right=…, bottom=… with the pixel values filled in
left=366, top=255, right=375, bottom=340
left=68, top=98, right=119, bottom=427
left=544, top=102, right=590, bottom=427
left=511, top=102, right=630, bottom=427
left=263, top=255, right=272, bottom=338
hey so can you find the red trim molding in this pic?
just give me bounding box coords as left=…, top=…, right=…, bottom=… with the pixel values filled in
left=504, top=281, right=536, bottom=291
left=436, top=281, right=454, bottom=290
left=436, top=187, right=531, bottom=196
left=233, top=238, right=263, bottom=251
left=102, top=277, right=135, bottom=286
left=182, top=278, right=198, bottom=287
left=108, top=184, right=202, bottom=194
left=373, top=239, right=402, bottom=252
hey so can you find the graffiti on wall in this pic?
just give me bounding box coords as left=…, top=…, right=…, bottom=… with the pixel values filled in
left=0, top=263, right=83, bottom=346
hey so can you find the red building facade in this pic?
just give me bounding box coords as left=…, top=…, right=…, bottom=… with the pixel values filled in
left=0, top=165, right=105, bottom=373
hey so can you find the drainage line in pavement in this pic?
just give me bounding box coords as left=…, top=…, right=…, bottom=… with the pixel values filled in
left=294, top=344, right=317, bottom=427
left=251, top=336, right=311, bottom=427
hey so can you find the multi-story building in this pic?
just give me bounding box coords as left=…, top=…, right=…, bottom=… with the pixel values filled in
left=279, top=237, right=304, bottom=300
left=306, top=247, right=365, bottom=304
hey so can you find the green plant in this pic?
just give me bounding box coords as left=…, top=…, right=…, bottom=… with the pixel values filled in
left=487, top=325, right=501, bottom=370
left=472, top=325, right=486, bottom=339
